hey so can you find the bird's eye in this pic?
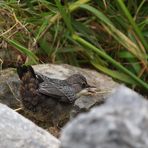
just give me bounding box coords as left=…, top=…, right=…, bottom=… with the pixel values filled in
left=82, top=83, right=86, bottom=88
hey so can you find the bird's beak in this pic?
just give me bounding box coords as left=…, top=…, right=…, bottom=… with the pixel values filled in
left=86, top=84, right=96, bottom=88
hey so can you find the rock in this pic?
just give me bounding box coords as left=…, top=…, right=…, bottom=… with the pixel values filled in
left=106, top=85, right=147, bottom=107
left=0, top=68, right=20, bottom=108
left=33, top=64, right=118, bottom=118
left=60, top=85, right=148, bottom=148
left=0, top=103, right=60, bottom=148
left=0, top=64, right=118, bottom=127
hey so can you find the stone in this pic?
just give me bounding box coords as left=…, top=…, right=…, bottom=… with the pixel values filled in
left=0, top=103, right=60, bottom=148
left=33, top=64, right=118, bottom=118
left=60, top=85, right=148, bottom=148
left=0, top=68, right=20, bottom=108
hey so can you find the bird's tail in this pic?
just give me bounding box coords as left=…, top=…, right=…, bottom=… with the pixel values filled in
left=17, top=65, right=36, bottom=80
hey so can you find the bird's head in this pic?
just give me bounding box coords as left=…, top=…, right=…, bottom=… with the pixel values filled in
left=67, top=74, right=91, bottom=93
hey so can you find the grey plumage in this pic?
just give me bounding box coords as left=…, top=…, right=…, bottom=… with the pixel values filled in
left=17, top=65, right=90, bottom=104
left=36, top=72, right=90, bottom=103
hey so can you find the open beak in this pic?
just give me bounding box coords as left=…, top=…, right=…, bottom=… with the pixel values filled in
left=86, top=83, right=96, bottom=88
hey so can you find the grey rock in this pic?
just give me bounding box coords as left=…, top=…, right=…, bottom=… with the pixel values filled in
left=0, top=103, right=60, bottom=148
left=0, top=68, right=20, bottom=108
left=106, top=85, right=146, bottom=107
left=33, top=64, right=118, bottom=118
left=60, top=85, right=148, bottom=148
left=71, top=94, right=105, bottom=118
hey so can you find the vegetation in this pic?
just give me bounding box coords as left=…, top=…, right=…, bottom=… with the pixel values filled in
left=0, top=0, right=148, bottom=91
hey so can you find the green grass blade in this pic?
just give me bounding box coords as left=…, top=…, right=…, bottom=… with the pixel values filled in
left=7, top=39, right=38, bottom=64
left=72, top=34, right=148, bottom=90
left=55, top=0, right=74, bottom=34
left=117, top=0, right=148, bottom=51
left=79, top=4, right=147, bottom=67
left=36, top=0, right=91, bottom=41
left=91, top=61, right=139, bottom=85
left=35, top=18, right=49, bottom=41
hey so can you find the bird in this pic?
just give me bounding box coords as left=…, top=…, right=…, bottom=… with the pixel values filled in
left=17, top=65, right=91, bottom=126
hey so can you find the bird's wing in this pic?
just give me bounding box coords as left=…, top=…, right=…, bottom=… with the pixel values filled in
left=38, top=82, right=76, bottom=103
left=36, top=72, right=65, bottom=84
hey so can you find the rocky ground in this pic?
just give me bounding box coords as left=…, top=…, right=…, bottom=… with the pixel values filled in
left=0, top=64, right=147, bottom=148
left=0, top=64, right=118, bottom=135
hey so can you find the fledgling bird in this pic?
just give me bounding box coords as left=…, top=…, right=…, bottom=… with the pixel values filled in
left=17, top=65, right=90, bottom=126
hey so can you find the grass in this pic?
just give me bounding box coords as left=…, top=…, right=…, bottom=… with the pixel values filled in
left=0, top=0, right=148, bottom=91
